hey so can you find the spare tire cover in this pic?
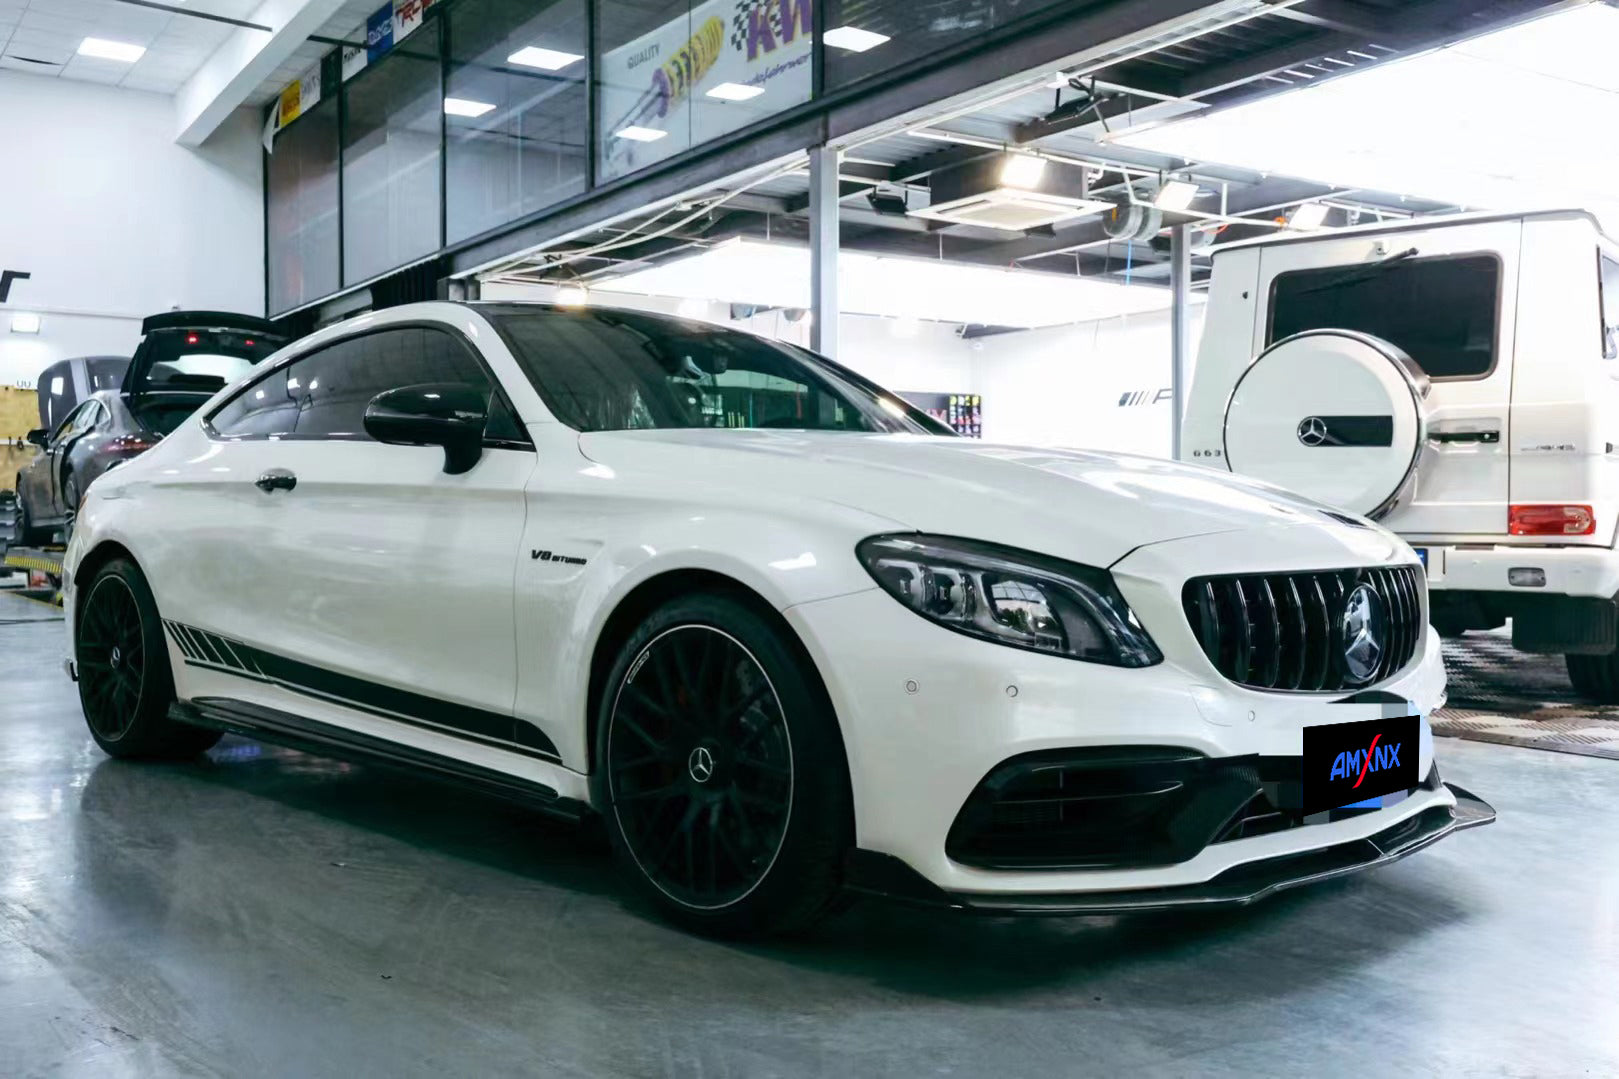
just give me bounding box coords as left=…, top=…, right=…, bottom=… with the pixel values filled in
left=1224, top=330, right=1428, bottom=518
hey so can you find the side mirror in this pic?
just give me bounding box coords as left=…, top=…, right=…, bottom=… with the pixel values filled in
left=25, top=428, right=47, bottom=448
left=363, top=383, right=486, bottom=475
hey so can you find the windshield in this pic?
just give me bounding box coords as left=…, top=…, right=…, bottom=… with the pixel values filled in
left=487, top=307, right=951, bottom=435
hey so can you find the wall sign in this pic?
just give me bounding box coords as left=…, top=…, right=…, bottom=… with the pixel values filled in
left=0, top=269, right=30, bottom=303
left=899, top=391, right=982, bottom=437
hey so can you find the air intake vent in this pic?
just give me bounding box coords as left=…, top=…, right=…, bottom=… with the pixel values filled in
left=1183, top=565, right=1424, bottom=692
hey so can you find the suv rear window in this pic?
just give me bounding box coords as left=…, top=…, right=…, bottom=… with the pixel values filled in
left=1268, top=253, right=1500, bottom=379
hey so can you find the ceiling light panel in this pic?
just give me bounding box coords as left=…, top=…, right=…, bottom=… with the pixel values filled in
left=444, top=97, right=496, bottom=117
left=823, top=26, right=891, bottom=52
left=78, top=38, right=147, bottom=63
left=1117, top=4, right=1619, bottom=227
left=507, top=46, right=584, bottom=71
left=706, top=82, right=765, bottom=101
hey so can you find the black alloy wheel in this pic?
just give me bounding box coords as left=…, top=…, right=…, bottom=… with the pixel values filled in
left=608, top=625, right=793, bottom=910
left=76, top=558, right=221, bottom=759
left=597, top=593, right=851, bottom=937
left=78, top=574, right=147, bottom=742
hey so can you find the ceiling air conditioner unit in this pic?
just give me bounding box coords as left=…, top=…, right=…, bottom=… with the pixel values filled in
left=910, top=154, right=1113, bottom=231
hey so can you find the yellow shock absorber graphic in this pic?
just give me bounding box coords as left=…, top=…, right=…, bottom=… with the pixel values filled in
left=656, top=15, right=725, bottom=115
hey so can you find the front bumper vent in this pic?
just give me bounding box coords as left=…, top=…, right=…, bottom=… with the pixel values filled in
left=1182, top=565, right=1424, bottom=692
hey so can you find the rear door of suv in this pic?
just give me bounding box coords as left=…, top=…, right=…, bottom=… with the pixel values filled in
left=1256, top=218, right=1522, bottom=537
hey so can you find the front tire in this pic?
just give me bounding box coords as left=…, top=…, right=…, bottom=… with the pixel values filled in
left=596, top=593, right=851, bottom=937
left=76, top=558, right=221, bottom=759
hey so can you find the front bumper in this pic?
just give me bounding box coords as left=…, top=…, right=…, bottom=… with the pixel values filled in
left=784, top=551, right=1452, bottom=900
left=846, top=783, right=1495, bottom=915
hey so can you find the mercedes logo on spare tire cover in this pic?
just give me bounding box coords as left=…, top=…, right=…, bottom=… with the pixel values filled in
left=1340, top=583, right=1386, bottom=685
left=1222, top=330, right=1429, bottom=519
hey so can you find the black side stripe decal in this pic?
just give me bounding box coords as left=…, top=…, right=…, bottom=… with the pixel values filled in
left=163, top=621, right=560, bottom=763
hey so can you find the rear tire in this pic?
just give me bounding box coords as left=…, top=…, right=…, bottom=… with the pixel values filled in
left=61, top=473, right=80, bottom=542
left=76, top=558, right=221, bottom=759
left=595, top=593, right=852, bottom=938
left=1566, top=652, right=1619, bottom=704
left=14, top=493, right=46, bottom=546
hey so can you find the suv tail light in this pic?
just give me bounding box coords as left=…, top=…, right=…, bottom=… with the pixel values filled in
left=1509, top=504, right=1595, bottom=536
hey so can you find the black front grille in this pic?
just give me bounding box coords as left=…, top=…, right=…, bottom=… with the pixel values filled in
left=1182, top=565, right=1424, bottom=692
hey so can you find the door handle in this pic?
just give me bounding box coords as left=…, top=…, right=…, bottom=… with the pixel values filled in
left=1428, top=430, right=1500, bottom=445
left=254, top=469, right=297, bottom=493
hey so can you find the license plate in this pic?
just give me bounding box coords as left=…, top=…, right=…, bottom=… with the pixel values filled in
left=1413, top=547, right=1428, bottom=571
left=1302, top=715, right=1419, bottom=815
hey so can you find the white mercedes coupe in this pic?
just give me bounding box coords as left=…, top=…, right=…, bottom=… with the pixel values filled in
left=62, top=301, right=1493, bottom=937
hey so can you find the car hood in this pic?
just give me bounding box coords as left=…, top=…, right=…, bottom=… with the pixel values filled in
left=575, top=429, right=1383, bottom=566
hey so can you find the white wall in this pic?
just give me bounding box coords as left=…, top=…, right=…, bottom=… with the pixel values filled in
left=969, top=308, right=1199, bottom=457
left=0, top=71, right=264, bottom=388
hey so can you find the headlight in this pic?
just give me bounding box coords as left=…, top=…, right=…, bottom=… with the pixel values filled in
left=856, top=534, right=1162, bottom=667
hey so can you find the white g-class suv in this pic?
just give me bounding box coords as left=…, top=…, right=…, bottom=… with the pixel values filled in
left=1182, top=209, right=1619, bottom=699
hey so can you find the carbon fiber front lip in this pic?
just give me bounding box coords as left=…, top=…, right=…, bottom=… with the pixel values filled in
left=844, top=783, right=1494, bottom=916
left=948, top=783, right=1494, bottom=916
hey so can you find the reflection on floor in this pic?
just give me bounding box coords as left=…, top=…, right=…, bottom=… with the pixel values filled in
left=1, top=594, right=1616, bottom=1076
left=1437, top=633, right=1619, bottom=760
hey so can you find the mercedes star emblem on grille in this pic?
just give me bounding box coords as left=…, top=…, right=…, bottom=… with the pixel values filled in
left=1340, top=583, right=1386, bottom=685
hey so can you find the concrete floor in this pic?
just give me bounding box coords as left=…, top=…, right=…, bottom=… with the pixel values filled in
left=2, top=589, right=1617, bottom=1078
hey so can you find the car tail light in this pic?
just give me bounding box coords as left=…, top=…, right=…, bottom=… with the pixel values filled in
left=1509, top=504, right=1595, bottom=536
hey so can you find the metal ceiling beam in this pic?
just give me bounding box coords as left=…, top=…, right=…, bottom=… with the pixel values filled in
left=1264, top=0, right=1393, bottom=35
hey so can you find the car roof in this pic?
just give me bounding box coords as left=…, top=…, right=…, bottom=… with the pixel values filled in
left=1213, top=207, right=1610, bottom=256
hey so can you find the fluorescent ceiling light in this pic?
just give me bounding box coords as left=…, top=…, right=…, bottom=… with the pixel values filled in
left=1288, top=202, right=1331, bottom=230
left=706, top=82, right=764, bottom=101
left=444, top=97, right=496, bottom=117
left=824, top=26, right=890, bottom=52
left=601, top=238, right=1200, bottom=329
left=999, top=154, right=1047, bottom=189
left=10, top=313, right=41, bottom=334
left=1153, top=179, right=1200, bottom=211
left=555, top=285, right=588, bottom=307
left=506, top=45, right=583, bottom=71
left=79, top=37, right=146, bottom=62
left=1115, top=4, right=1619, bottom=228
left=615, top=125, right=667, bottom=142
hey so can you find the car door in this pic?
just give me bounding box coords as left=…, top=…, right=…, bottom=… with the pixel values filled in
left=45, top=401, right=100, bottom=519
left=1255, top=219, right=1522, bottom=536
left=171, top=322, right=540, bottom=758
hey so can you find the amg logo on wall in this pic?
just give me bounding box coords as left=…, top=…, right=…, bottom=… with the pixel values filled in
left=1118, top=387, right=1172, bottom=407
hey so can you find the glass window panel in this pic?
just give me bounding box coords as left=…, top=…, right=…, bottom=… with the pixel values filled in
left=823, top=0, right=1067, bottom=90
left=446, top=0, right=589, bottom=244
left=1268, top=255, right=1502, bottom=380
left=267, top=99, right=340, bottom=316
left=596, top=0, right=813, bottom=182
left=342, top=32, right=444, bottom=285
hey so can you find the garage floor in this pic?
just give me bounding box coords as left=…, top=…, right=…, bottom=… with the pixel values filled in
left=3, top=590, right=1616, bottom=1078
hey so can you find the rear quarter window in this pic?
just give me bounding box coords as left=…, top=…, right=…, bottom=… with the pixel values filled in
left=1268, top=253, right=1501, bottom=379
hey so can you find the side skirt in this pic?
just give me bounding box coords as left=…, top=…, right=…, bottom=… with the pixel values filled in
left=171, top=697, right=593, bottom=823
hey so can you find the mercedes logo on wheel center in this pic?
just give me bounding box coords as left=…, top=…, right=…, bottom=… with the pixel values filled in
left=687, top=745, right=716, bottom=784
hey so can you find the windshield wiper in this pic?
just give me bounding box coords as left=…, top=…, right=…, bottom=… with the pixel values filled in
left=1297, top=246, right=1420, bottom=296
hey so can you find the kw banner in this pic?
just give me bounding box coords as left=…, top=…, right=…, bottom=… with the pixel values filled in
left=600, top=0, right=813, bottom=180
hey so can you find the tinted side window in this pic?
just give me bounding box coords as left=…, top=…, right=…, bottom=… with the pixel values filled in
left=1268, top=254, right=1500, bottom=379
left=211, top=367, right=298, bottom=438
left=292, top=327, right=492, bottom=439
left=211, top=326, right=520, bottom=443
left=1600, top=253, right=1619, bottom=360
